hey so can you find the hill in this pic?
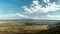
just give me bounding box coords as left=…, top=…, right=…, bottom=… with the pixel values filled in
left=0, top=20, right=59, bottom=34
left=0, top=21, right=49, bottom=34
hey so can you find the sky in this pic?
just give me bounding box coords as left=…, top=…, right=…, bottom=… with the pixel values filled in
left=0, top=0, right=60, bottom=20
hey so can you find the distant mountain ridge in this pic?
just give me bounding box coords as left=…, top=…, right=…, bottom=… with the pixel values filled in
left=0, top=19, right=60, bottom=24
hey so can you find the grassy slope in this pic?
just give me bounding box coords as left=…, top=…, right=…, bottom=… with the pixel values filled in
left=0, top=22, right=49, bottom=34
left=36, top=23, right=60, bottom=34
left=0, top=22, right=60, bottom=34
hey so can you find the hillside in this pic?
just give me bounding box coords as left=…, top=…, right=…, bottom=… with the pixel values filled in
left=0, top=22, right=49, bottom=34
left=0, top=21, right=59, bottom=34
left=36, top=23, right=60, bottom=34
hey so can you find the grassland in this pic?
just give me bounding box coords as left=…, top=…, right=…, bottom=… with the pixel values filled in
left=0, top=21, right=49, bottom=34
left=0, top=21, right=59, bottom=34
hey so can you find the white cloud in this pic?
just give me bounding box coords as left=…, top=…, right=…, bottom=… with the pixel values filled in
left=16, top=13, right=29, bottom=18
left=43, top=0, right=50, bottom=3
left=22, top=6, right=33, bottom=14
left=30, top=14, right=60, bottom=20
left=21, top=0, right=60, bottom=20
left=22, top=0, right=60, bottom=14
left=32, top=0, right=39, bottom=5
left=0, top=13, right=29, bottom=19
left=46, top=15, right=60, bottom=20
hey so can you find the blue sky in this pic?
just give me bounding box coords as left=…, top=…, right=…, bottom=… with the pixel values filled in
left=0, top=0, right=60, bottom=20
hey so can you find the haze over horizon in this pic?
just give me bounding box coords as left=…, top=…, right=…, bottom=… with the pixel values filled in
left=0, top=0, right=60, bottom=20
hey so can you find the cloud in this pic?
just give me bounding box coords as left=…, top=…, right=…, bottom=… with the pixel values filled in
left=22, top=6, right=33, bottom=14
left=46, top=15, right=60, bottom=20
left=0, top=13, right=29, bottom=19
left=43, top=0, right=50, bottom=3
left=16, top=13, right=29, bottom=18
left=22, top=0, right=60, bottom=20
left=30, top=14, right=60, bottom=20
left=22, top=0, right=60, bottom=14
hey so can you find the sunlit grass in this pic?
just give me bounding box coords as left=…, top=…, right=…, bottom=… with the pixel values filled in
left=0, top=22, right=49, bottom=34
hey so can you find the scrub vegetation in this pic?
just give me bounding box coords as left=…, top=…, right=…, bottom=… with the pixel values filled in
left=0, top=22, right=59, bottom=34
